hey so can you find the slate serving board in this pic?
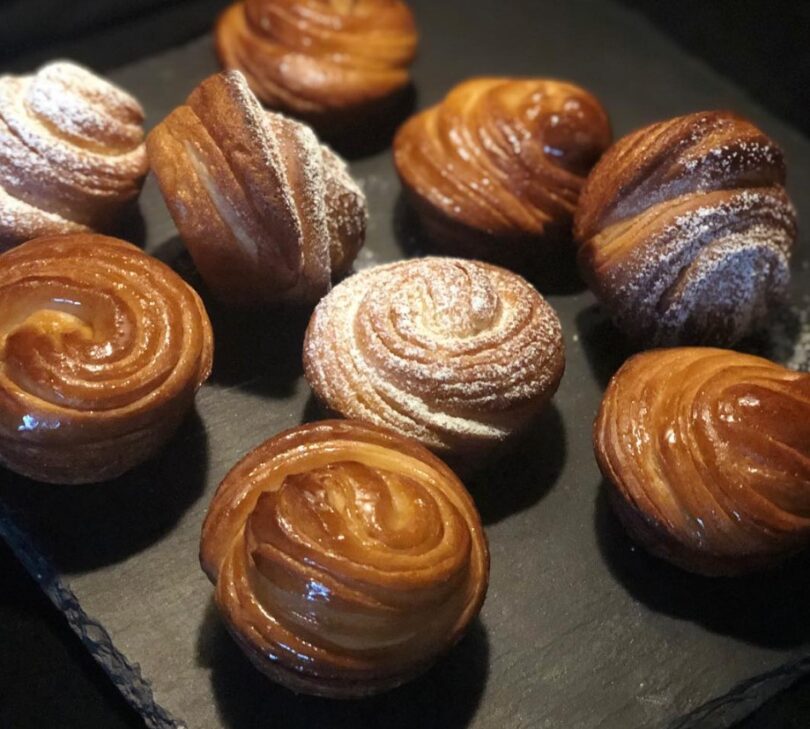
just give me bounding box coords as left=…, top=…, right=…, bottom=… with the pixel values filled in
left=2, top=0, right=810, bottom=727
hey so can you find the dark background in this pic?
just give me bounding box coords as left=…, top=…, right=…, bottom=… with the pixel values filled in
left=0, top=1, right=808, bottom=727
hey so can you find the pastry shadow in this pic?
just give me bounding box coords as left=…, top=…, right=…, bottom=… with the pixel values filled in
left=593, top=484, right=810, bottom=649
left=196, top=600, right=489, bottom=729
left=575, top=303, right=634, bottom=389
left=465, top=404, right=566, bottom=525
left=0, top=410, right=208, bottom=573
left=393, top=193, right=586, bottom=295
left=151, top=235, right=309, bottom=397
left=300, top=398, right=565, bottom=525
left=324, top=84, right=417, bottom=161
left=737, top=302, right=805, bottom=368
left=110, top=201, right=147, bottom=248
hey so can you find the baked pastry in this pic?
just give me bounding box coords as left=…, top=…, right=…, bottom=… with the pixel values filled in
left=0, top=61, right=148, bottom=251
left=146, top=71, right=367, bottom=307
left=303, top=258, right=565, bottom=462
left=214, top=0, right=418, bottom=133
left=575, top=111, right=797, bottom=346
left=393, top=77, right=612, bottom=270
left=200, top=419, right=489, bottom=697
left=0, top=234, right=213, bottom=484
left=594, top=347, right=810, bottom=576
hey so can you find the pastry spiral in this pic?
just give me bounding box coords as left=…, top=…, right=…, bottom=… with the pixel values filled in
left=0, top=234, right=213, bottom=484
left=394, top=77, right=612, bottom=269
left=147, top=71, right=367, bottom=307
left=303, top=258, right=565, bottom=462
left=595, top=348, right=810, bottom=576
left=0, top=61, right=148, bottom=251
left=200, top=419, right=489, bottom=697
left=215, top=0, right=418, bottom=132
left=575, top=111, right=797, bottom=346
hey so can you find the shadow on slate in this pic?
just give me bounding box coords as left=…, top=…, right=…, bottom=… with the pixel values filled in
left=151, top=235, right=310, bottom=396
left=195, top=600, right=489, bottom=729
left=392, top=191, right=586, bottom=295
left=109, top=202, right=148, bottom=249
left=327, top=84, right=418, bottom=162
left=0, top=410, right=207, bottom=573
left=594, top=486, right=810, bottom=651
left=467, top=404, right=566, bottom=525
left=300, top=398, right=565, bottom=527
left=575, top=303, right=635, bottom=389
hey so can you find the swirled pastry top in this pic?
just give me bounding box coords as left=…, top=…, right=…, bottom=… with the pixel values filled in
left=394, top=77, right=612, bottom=242
left=146, top=71, right=367, bottom=306
left=303, top=258, right=565, bottom=458
left=0, top=234, right=213, bottom=481
left=215, top=0, right=418, bottom=120
left=200, top=419, right=488, bottom=697
left=595, top=348, right=810, bottom=575
left=575, top=111, right=797, bottom=346
left=0, top=62, right=148, bottom=249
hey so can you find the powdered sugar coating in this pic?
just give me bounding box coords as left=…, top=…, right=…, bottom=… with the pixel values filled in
left=576, top=110, right=797, bottom=346
left=0, top=61, right=147, bottom=250
left=303, top=257, right=565, bottom=458
left=146, top=71, right=367, bottom=305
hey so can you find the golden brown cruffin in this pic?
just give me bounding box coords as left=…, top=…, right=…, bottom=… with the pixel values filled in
left=200, top=419, right=489, bottom=698
left=595, top=347, right=810, bottom=576
left=393, top=77, right=612, bottom=271
left=214, top=0, right=418, bottom=133
left=0, top=61, right=148, bottom=251
left=146, top=71, right=367, bottom=307
left=303, top=257, right=565, bottom=464
left=575, top=111, right=797, bottom=346
left=0, top=234, right=213, bottom=484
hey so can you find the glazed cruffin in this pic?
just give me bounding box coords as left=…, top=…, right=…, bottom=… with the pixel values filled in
left=0, top=234, right=213, bottom=484
left=575, top=110, right=797, bottom=346
left=146, top=70, right=367, bottom=307
left=200, top=419, right=489, bottom=697
left=595, top=348, right=810, bottom=576
left=215, top=0, right=418, bottom=132
left=303, top=257, right=565, bottom=465
left=394, top=77, right=611, bottom=271
left=0, top=61, right=148, bottom=251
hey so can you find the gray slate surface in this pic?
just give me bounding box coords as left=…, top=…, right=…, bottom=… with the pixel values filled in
left=1, top=0, right=810, bottom=728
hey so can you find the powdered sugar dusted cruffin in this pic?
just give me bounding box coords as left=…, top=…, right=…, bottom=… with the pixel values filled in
left=0, top=61, right=147, bottom=250
left=575, top=110, right=797, bottom=346
left=303, top=257, right=565, bottom=461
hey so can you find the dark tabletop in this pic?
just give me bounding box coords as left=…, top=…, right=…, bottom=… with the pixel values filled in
left=1, top=1, right=808, bottom=727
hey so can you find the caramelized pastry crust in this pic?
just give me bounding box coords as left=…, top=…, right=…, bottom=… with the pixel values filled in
left=303, top=258, right=565, bottom=462
left=215, top=0, right=418, bottom=131
left=0, top=234, right=213, bottom=484
left=0, top=61, right=148, bottom=251
left=200, top=419, right=489, bottom=697
left=394, top=77, right=611, bottom=269
left=595, top=348, right=810, bottom=575
left=575, top=111, right=797, bottom=346
left=147, top=71, right=367, bottom=306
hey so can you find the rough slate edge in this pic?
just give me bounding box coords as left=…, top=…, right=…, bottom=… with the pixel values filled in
left=0, top=1, right=809, bottom=727
left=676, top=656, right=810, bottom=729
left=0, top=500, right=180, bottom=729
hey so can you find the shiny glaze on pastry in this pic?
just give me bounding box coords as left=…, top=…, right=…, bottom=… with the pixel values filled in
left=146, top=71, right=367, bottom=307
left=303, top=257, right=565, bottom=462
left=215, top=0, right=418, bottom=131
left=394, top=77, right=611, bottom=269
left=0, top=234, right=213, bottom=484
left=0, top=62, right=147, bottom=251
left=575, top=111, right=797, bottom=346
left=200, top=419, right=488, bottom=697
left=595, top=347, right=810, bottom=575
